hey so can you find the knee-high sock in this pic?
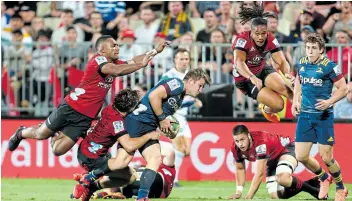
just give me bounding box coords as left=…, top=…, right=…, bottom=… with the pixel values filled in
left=137, top=168, right=157, bottom=199
left=326, top=159, right=344, bottom=190
left=174, top=150, right=185, bottom=183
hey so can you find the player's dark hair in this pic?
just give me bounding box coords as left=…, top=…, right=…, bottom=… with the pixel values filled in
left=113, top=88, right=139, bottom=113
left=304, top=33, right=326, bottom=50
left=174, top=48, right=190, bottom=59
left=238, top=2, right=270, bottom=28
left=95, top=35, right=113, bottom=51
left=233, top=125, right=249, bottom=136
left=183, top=68, right=212, bottom=85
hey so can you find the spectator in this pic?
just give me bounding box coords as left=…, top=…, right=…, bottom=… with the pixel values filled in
left=2, top=14, right=33, bottom=47
left=189, top=1, right=220, bottom=18
left=196, top=9, right=219, bottom=43
left=51, top=9, right=85, bottom=44
left=288, top=10, right=314, bottom=44
left=199, top=29, right=232, bottom=79
left=231, top=17, right=251, bottom=43
left=74, top=1, right=95, bottom=26
left=327, top=30, right=352, bottom=78
left=59, top=26, right=89, bottom=92
left=18, top=2, right=37, bottom=32
left=267, top=12, right=288, bottom=44
left=31, top=30, right=54, bottom=116
left=94, top=1, right=126, bottom=23
left=3, top=30, right=31, bottom=112
left=116, top=16, right=131, bottom=40
left=218, top=1, right=234, bottom=36
left=30, top=17, right=53, bottom=41
left=298, top=1, right=326, bottom=36
left=80, top=11, right=113, bottom=41
left=292, top=25, right=315, bottom=71
left=135, top=7, right=158, bottom=52
left=334, top=82, right=352, bottom=119
left=1, top=1, right=11, bottom=27
left=158, top=1, right=193, bottom=42
left=118, top=30, right=144, bottom=61
left=60, top=1, right=85, bottom=19
left=323, top=1, right=352, bottom=43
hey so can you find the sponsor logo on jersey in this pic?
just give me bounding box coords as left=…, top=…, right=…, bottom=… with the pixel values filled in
left=333, top=65, right=341, bottom=75
left=113, top=121, right=124, bottom=133
left=255, top=144, right=267, bottom=155
left=167, top=79, right=181, bottom=91
left=300, top=75, right=323, bottom=86
left=95, top=56, right=108, bottom=65
left=299, top=66, right=305, bottom=72
left=88, top=142, right=103, bottom=154
left=248, top=55, right=262, bottom=65
left=236, top=38, right=247, bottom=48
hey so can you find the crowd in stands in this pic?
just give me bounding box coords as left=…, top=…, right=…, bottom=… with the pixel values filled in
left=1, top=1, right=351, bottom=119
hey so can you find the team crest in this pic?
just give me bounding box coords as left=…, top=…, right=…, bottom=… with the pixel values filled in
left=333, top=65, right=341, bottom=75
left=167, top=79, right=181, bottom=91
left=95, top=56, right=108, bottom=65
left=255, top=144, right=267, bottom=155
left=272, top=38, right=280, bottom=48
left=113, top=121, right=124, bottom=133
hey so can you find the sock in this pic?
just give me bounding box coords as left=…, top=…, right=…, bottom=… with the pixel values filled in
left=137, top=168, right=157, bottom=199
left=91, top=180, right=103, bottom=192
left=85, top=162, right=111, bottom=183
left=281, top=176, right=319, bottom=199
left=331, top=170, right=344, bottom=190
left=314, top=167, right=329, bottom=182
left=174, top=150, right=185, bottom=183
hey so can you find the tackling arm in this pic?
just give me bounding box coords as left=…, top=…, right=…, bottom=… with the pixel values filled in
left=118, top=132, right=159, bottom=153
left=246, top=159, right=267, bottom=199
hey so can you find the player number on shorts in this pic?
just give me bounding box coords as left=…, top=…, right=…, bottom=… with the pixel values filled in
left=162, top=168, right=172, bottom=176
left=70, top=88, right=86, bottom=101
left=133, top=104, right=147, bottom=115
left=280, top=137, right=290, bottom=147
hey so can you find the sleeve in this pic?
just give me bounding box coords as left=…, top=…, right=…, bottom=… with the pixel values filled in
left=268, top=36, right=281, bottom=53
left=162, top=78, right=185, bottom=96
left=112, top=120, right=128, bottom=138
left=255, top=143, right=269, bottom=160
left=231, top=146, right=244, bottom=163
left=233, top=37, right=249, bottom=53
left=95, top=55, right=109, bottom=74
left=328, top=62, right=344, bottom=83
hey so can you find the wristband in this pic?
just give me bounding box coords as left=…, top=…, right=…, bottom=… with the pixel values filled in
left=248, top=74, right=254, bottom=79
left=157, top=113, right=167, bottom=121
left=236, top=186, right=244, bottom=193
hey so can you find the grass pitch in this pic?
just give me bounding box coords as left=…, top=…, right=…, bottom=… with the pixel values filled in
left=1, top=178, right=351, bottom=201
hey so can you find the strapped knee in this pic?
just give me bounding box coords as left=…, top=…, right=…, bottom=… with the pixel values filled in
left=276, top=160, right=295, bottom=175
left=266, top=176, right=284, bottom=193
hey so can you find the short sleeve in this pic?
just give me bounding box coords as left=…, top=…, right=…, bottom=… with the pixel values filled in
left=112, top=120, right=128, bottom=138
left=162, top=78, right=185, bottom=96
left=255, top=144, right=269, bottom=160
left=328, top=62, right=344, bottom=83
left=233, top=37, right=249, bottom=53
left=268, top=37, right=281, bottom=54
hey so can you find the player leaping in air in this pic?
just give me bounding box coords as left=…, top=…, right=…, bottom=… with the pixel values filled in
left=8, top=35, right=169, bottom=156
left=292, top=33, right=348, bottom=201
left=232, top=2, right=293, bottom=123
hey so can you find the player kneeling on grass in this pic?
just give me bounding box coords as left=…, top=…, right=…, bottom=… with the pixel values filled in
left=74, top=141, right=176, bottom=199
left=229, top=125, right=324, bottom=200
left=72, top=88, right=161, bottom=201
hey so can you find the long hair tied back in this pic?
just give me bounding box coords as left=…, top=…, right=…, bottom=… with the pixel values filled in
left=238, top=2, right=271, bottom=26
